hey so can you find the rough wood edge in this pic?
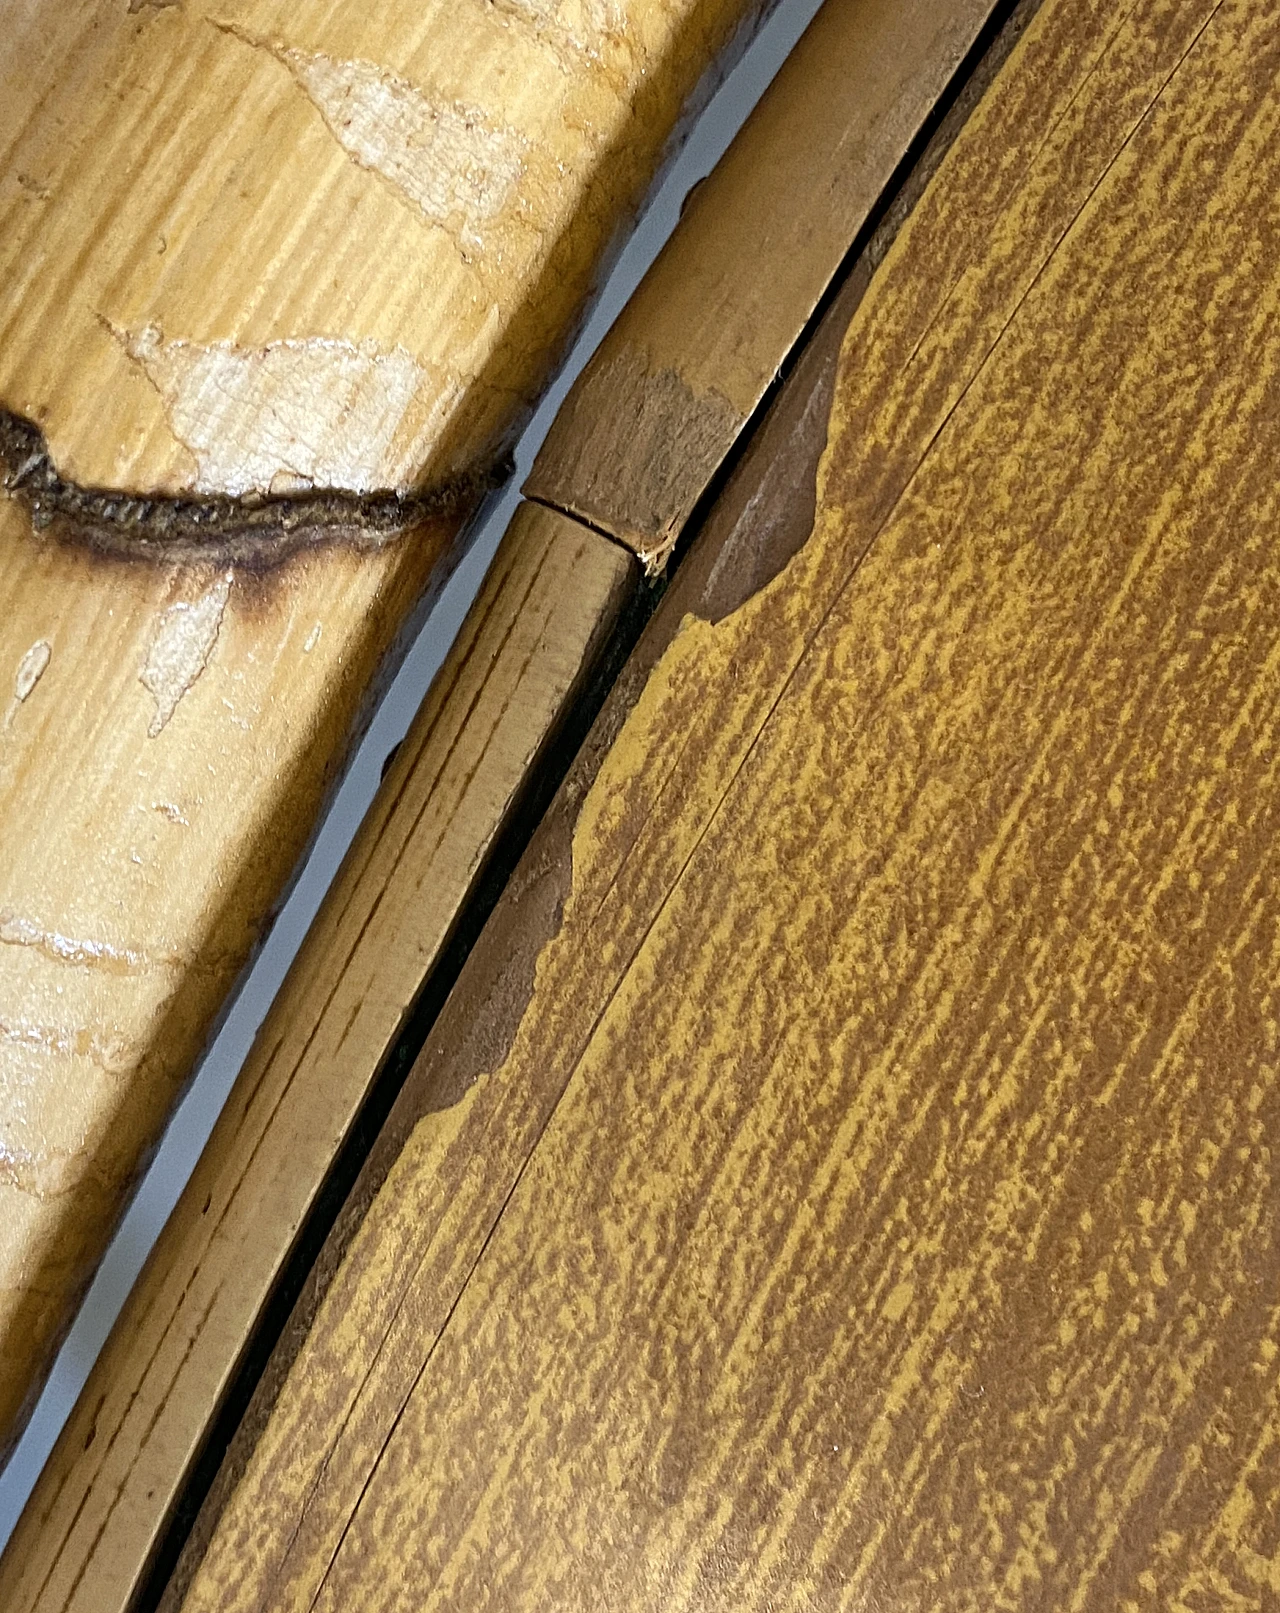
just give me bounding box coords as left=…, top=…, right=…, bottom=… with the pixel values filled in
left=525, top=0, right=1019, bottom=569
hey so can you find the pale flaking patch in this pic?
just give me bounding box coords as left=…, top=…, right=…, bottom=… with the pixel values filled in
left=275, top=42, right=525, bottom=239
left=12, top=640, right=51, bottom=704
left=125, top=326, right=431, bottom=496
left=140, top=572, right=232, bottom=737
left=4, top=639, right=52, bottom=728
left=489, top=0, right=625, bottom=59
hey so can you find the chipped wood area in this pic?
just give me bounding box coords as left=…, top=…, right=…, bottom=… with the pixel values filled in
left=0, top=503, right=634, bottom=1613
left=173, top=0, right=1280, bottom=1605
left=0, top=0, right=763, bottom=502
left=0, top=494, right=461, bottom=1453
left=526, top=0, right=1002, bottom=568
left=139, top=572, right=233, bottom=735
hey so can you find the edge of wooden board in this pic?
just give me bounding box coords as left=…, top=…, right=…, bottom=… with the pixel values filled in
left=525, top=0, right=1009, bottom=570
left=0, top=0, right=768, bottom=1475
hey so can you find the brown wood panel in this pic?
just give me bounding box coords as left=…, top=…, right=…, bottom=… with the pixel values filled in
left=526, top=0, right=1002, bottom=569
left=177, top=0, right=1280, bottom=1604
left=156, top=142, right=877, bottom=1612
left=0, top=503, right=635, bottom=1613
left=0, top=0, right=757, bottom=1454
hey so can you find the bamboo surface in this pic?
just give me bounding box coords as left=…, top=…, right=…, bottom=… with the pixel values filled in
left=174, top=0, right=1280, bottom=1604
left=0, top=0, right=756, bottom=1457
left=0, top=503, right=634, bottom=1613
left=1, top=0, right=760, bottom=499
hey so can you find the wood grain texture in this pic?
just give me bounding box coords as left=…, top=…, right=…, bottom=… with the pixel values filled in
left=156, top=266, right=846, bottom=1613
left=0, top=0, right=762, bottom=499
left=0, top=502, right=634, bottom=1613
left=174, top=0, right=1280, bottom=1605
left=526, top=0, right=999, bottom=569
left=0, top=0, right=756, bottom=1457
left=0, top=498, right=464, bottom=1453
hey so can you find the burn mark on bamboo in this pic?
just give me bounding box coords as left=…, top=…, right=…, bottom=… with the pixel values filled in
left=0, top=411, right=497, bottom=570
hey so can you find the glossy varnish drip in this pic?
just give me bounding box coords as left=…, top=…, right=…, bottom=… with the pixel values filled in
left=182, top=0, right=1280, bottom=1604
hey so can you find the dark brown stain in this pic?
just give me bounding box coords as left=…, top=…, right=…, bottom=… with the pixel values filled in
left=0, top=410, right=498, bottom=572
left=527, top=346, right=742, bottom=559
left=685, top=0, right=1043, bottom=622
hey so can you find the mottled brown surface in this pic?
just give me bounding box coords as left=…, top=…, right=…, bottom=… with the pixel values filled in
left=178, top=0, right=1280, bottom=1605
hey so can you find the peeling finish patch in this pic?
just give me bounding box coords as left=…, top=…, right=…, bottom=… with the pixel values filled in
left=123, top=325, right=438, bottom=497
left=222, top=24, right=526, bottom=241
left=140, top=571, right=232, bottom=736
left=4, top=639, right=52, bottom=729
left=12, top=640, right=50, bottom=704
left=0, top=1013, right=132, bottom=1075
left=303, top=622, right=322, bottom=653
left=0, top=911, right=154, bottom=975
left=0, top=1139, right=103, bottom=1203
left=283, top=49, right=524, bottom=236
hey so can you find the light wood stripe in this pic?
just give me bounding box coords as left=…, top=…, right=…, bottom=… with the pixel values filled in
left=527, top=0, right=1001, bottom=569
left=0, top=0, right=754, bottom=1459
